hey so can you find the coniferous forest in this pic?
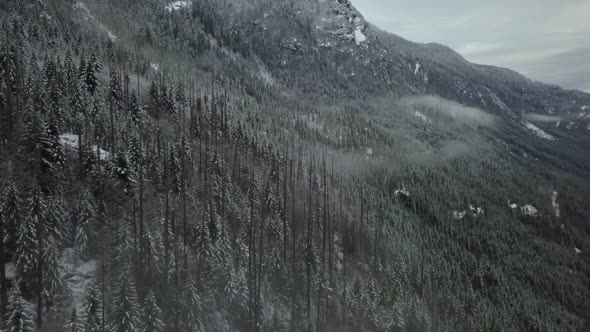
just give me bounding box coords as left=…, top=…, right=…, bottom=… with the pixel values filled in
left=1, top=0, right=590, bottom=331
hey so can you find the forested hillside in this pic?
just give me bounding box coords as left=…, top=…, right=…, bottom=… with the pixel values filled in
left=0, top=0, right=589, bottom=331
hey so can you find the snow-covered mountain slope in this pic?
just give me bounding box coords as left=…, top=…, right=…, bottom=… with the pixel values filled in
left=234, top=0, right=590, bottom=171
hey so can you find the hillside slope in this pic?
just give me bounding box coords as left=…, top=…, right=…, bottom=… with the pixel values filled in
left=0, top=0, right=589, bottom=331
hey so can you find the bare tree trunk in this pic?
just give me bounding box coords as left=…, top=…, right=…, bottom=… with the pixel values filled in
left=316, top=160, right=327, bottom=332
left=164, top=144, right=170, bottom=293
left=290, top=157, right=296, bottom=332
left=101, top=252, right=106, bottom=332
left=248, top=156, right=256, bottom=329
left=173, top=211, right=180, bottom=332
left=78, top=131, right=83, bottom=179
left=255, top=205, right=266, bottom=332
left=0, top=211, right=7, bottom=320
left=306, top=156, right=313, bottom=331
left=282, top=147, right=288, bottom=260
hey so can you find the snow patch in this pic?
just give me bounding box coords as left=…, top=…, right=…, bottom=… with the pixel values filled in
left=60, top=134, right=111, bottom=160
left=414, top=62, right=421, bottom=75
left=165, top=1, right=191, bottom=12
left=73, top=1, right=117, bottom=41
left=581, top=105, right=589, bottom=111
left=575, top=247, right=582, bottom=255
left=521, top=205, right=538, bottom=217
left=551, top=191, right=560, bottom=218
left=394, top=187, right=410, bottom=199
left=104, top=28, right=117, bottom=41
left=453, top=211, right=467, bottom=220
left=523, top=121, right=556, bottom=140
left=454, top=204, right=484, bottom=220
left=150, top=63, right=160, bottom=72
left=354, top=27, right=367, bottom=45
left=414, top=111, right=430, bottom=123
left=5, top=262, right=16, bottom=279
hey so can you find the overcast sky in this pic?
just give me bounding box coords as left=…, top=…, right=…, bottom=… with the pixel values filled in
left=351, top=0, right=590, bottom=92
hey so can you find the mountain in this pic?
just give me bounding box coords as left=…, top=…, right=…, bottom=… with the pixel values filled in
left=0, top=0, right=589, bottom=331
left=240, top=0, right=590, bottom=171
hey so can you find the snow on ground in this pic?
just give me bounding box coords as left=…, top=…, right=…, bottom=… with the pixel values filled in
left=255, top=59, right=275, bottom=86
left=354, top=26, right=367, bottom=45
left=552, top=191, right=560, bottom=217
left=523, top=121, right=556, bottom=140
left=165, top=1, right=191, bottom=12
left=5, top=262, right=16, bottom=279
left=365, top=148, right=373, bottom=156
left=414, top=62, right=421, bottom=75
left=453, top=204, right=484, bottom=220
left=394, top=187, right=410, bottom=198
left=334, top=233, right=344, bottom=272
left=73, top=2, right=117, bottom=41
left=575, top=248, right=582, bottom=255
left=60, top=133, right=111, bottom=160
left=151, top=63, right=160, bottom=72
left=581, top=106, right=589, bottom=111
left=61, top=248, right=97, bottom=311
left=103, top=26, right=117, bottom=41
left=453, top=211, right=467, bottom=220
left=521, top=205, right=538, bottom=217
left=414, top=111, right=430, bottom=123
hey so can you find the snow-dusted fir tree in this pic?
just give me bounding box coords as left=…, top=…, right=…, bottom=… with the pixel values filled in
left=64, top=307, right=84, bottom=332
left=110, top=270, right=140, bottom=332
left=5, top=285, right=34, bottom=332
left=83, top=281, right=102, bottom=332
left=84, top=51, right=101, bottom=96
left=112, top=221, right=133, bottom=270
left=140, top=290, right=164, bottom=332
left=74, top=189, right=96, bottom=260
left=1, top=183, right=21, bottom=254
left=43, top=237, right=65, bottom=310
left=129, top=92, right=144, bottom=128
left=108, top=152, right=136, bottom=193
left=182, top=281, right=204, bottom=332
left=14, top=213, right=38, bottom=286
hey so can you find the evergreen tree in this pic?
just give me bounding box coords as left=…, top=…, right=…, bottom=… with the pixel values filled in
left=111, top=270, right=140, bottom=332
left=74, top=189, right=96, bottom=260
left=18, top=102, right=54, bottom=184
left=112, top=221, right=133, bottom=270
left=108, top=152, right=135, bottom=193
left=129, top=92, right=143, bottom=128
left=83, top=281, right=102, bottom=332
left=5, top=286, right=34, bottom=332
left=182, top=281, right=204, bottom=332
left=84, top=51, right=101, bottom=95
left=1, top=183, right=21, bottom=254
left=109, top=70, right=123, bottom=112
left=92, top=96, right=108, bottom=150
left=47, top=105, right=66, bottom=170
left=43, top=237, right=64, bottom=310
left=14, top=213, right=38, bottom=287
left=140, top=290, right=164, bottom=332
left=64, top=307, right=84, bottom=332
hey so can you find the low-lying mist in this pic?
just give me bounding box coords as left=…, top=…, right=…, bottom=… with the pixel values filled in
left=397, top=95, right=496, bottom=127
